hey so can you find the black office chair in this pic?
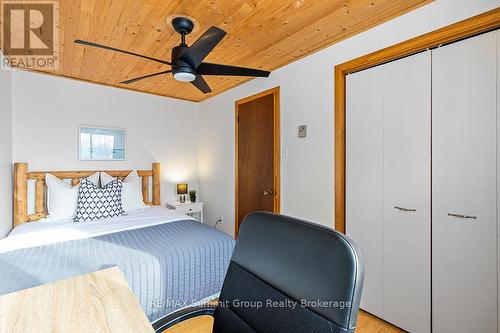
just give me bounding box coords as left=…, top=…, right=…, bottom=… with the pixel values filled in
left=154, top=212, right=364, bottom=333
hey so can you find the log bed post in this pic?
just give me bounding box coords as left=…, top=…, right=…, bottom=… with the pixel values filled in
left=152, top=163, right=161, bottom=206
left=142, top=177, right=150, bottom=204
left=35, top=179, right=45, bottom=214
left=14, top=163, right=28, bottom=227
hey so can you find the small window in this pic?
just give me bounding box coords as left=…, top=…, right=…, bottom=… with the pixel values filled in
left=79, top=126, right=126, bottom=161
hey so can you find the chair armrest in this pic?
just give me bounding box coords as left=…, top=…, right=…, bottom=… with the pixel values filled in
left=152, top=306, right=216, bottom=332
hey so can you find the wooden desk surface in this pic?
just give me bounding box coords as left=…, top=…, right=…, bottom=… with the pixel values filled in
left=0, top=267, right=154, bottom=333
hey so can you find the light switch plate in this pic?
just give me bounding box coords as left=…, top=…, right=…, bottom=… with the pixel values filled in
left=298, top=125, right=307, bottom=138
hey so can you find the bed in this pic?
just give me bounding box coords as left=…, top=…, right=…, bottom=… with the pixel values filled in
left=0, top=163, right=235, bottom=324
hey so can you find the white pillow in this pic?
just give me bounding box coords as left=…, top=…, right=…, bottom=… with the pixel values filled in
left=101, top=170, right=147, bottom=212
left=100, top=171, right=116, bottom=187
left=45, top=173, right=99, bottom=221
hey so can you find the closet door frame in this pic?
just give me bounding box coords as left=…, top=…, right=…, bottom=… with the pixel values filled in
left=334, top=8, right=500, bottom=233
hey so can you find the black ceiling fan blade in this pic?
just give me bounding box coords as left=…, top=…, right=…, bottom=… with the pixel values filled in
left=191, top=75, right=212, bottom=94
left=182, top=27, right=227, bottom=68
left=74, top=39, right=172, bottom=66
left=120, top=70, right=172, bottom=84
left=196, top=62, right=270, bottom=77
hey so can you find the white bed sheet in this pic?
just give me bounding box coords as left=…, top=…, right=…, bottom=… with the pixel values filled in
left=0, top=206, right=194, bottom=253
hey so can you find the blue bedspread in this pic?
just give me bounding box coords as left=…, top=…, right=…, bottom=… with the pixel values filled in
left=0, top=220, right=235, bottom=322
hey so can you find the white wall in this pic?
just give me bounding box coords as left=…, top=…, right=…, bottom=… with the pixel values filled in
left=11, top=70, right=199, bottom=211
left=0, top=53, right=13, bottom=238
left=198, top=0, right=500, bottom=236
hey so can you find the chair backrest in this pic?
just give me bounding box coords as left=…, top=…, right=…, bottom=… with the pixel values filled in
left=213, top=212, right=364, bottom=333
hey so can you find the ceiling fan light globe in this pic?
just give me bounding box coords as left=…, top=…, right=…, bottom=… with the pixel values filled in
left=174, top=72, right=196, bottom=82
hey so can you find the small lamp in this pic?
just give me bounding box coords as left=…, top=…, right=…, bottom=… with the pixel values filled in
left=177, top=183, right=188, bottom=203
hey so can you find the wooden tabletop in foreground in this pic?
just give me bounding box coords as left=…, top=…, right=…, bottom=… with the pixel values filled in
left=0, top=267, right=154, bottom=333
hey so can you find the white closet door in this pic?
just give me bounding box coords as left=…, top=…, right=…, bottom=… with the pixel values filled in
left=432, top=31, right=498, bottom=333
left=498, top=30, right=500, bottom=333
left=346, top=66, right=384, bottom=317
left=382, top=52, right=431, bottom=333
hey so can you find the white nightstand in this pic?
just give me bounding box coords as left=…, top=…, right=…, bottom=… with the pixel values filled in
left=166, top=201, right=204, bottom=223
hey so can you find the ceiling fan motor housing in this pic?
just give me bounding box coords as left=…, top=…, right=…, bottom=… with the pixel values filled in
left=171, top=45, right=196, bottom=81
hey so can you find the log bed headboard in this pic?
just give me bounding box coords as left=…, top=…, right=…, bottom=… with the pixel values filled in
left=13, top=162, right=161, bottom=227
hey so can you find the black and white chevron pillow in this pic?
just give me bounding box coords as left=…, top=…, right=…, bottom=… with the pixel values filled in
left=74, top=178, right=126, bottom=223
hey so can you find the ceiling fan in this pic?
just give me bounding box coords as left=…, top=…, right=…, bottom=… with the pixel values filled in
left=74, top=17, right=271, bottom=94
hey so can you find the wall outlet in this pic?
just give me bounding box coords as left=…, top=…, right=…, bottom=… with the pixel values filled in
left=214, top=215, right=224, bottom=230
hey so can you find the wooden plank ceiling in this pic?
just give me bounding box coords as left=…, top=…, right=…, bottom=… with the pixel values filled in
left=2, top=0, right=431, bottom=102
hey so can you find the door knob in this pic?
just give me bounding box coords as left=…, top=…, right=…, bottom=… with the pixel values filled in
left=263, top=190, right=274, bottom=196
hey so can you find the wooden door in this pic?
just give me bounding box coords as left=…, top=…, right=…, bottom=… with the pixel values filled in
left=432, top=31, right=497, bottom=333
left=236, top=88, right=280, bottom=236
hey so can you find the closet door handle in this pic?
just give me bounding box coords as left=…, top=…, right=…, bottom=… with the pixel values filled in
left=394, top=206, right=416, bottom=212
left=394, top=206, right=417, bottom=212
left=448, top=213, right=477, bottom=220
